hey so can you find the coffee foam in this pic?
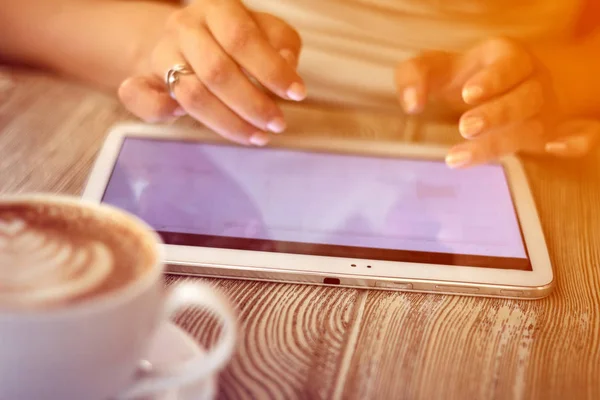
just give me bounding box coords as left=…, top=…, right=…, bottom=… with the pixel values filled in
left=0, top=202, right=153, bottom=310
left=0, top=218, right=114, bottom=307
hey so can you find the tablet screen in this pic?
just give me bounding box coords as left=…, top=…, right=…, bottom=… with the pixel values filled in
left=101, top=137, right=530, bottom=271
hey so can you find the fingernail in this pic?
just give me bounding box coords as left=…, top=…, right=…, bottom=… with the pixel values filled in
left=267, top=117, right=286, bottom=134
left=402, top=87, right=419, bottom=114
left=287, top=82, right=307, bottom=101
left=545, top=135, right=589, bottom=155
left=459, top=115, right=485, bottom=138
left=250, top=132, right=270, bottom=146
left=445, top=151, right=472, bottom=168
left=173, top=107, right=187, bottom=117
left=462, top=85, right=484, bottom=103
left=545, top=141, right=568, bottom=154
left=279, top=49, right=297, bottom=67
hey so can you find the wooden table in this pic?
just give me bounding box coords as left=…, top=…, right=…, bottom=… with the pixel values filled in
left=1, top=68, right=599, bottom=400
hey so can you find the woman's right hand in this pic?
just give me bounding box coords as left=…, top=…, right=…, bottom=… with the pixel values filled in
left=118, top=0, right=305, bottom=146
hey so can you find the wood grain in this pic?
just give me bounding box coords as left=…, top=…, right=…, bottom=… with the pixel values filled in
left=1, top=69, right=599, bottom=400
left=166, top=277, right=361, bottom=399
left=340, top=140, right=600, bottom=400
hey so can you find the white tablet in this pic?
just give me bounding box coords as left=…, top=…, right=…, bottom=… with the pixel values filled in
left=82, top=123, right=554, bottom=299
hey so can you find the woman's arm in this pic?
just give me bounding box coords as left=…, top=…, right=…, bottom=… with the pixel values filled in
left=0, top=0, right=178, bottom=89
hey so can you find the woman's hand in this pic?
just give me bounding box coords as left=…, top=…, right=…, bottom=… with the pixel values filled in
left=394, top=37, right=598, bottom=167
left=118, top=0, right=306, bottom=146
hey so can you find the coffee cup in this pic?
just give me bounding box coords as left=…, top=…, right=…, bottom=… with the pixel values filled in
left=0, top=194, right=237, bottom=400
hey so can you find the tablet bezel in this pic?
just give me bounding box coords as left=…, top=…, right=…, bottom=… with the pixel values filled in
left=82, top=123, right=554, bottom=296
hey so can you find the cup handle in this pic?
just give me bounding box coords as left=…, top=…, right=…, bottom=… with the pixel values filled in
left=117, top=282, right=237, bottom=399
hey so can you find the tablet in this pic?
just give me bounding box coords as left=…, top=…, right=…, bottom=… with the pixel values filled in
left=82, top=123, right=554, bottom=299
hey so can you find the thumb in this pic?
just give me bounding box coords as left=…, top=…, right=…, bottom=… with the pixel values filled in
left=118, top=76, right=182, bottom=123
left=545, top=119, right=600, bottom=158
left=394, top=51, right=461, bottom=114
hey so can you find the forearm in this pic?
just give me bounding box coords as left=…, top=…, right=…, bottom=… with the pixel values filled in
left=0, top=0, right=178, bottom=89
left=534, top=29, right=600, bottom=118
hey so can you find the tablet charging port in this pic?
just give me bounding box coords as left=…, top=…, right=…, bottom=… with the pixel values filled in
left=323, top=277, right=341, bottom=285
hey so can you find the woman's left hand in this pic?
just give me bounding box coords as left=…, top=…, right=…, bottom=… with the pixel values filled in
left=394, top=37, right=598, bottom=167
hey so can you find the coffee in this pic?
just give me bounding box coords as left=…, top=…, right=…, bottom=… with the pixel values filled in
left=0, top=200, right=155, bottom=309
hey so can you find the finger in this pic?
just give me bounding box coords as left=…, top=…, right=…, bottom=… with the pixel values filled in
left=460, top=38, right=534, bottom=104
left=118, top=76, right=183, bottom=123
left=175, top=74, right=271, bottom=146
left=151, top=44, right=271, bottom=145
left=446, top=119, right=545, bottom=168
left=459, top=78, right=544, bottom=138
left=175, top=25, right=287, bottom=133
left=253, top=12, right=302, bottom=68
left=205, top=1, right=306, bottom=101
left=545, top=120, right=600, bottom=157
left=394, top=51, right=454, bottom=114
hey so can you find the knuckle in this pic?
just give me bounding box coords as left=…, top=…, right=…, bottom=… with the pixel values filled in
left=223, top=20, right=257, bottom=53
left=165, top=10, right=189, bottom=32
left=275, top=24, right=302, bottom=49
left=486, top=36, right=519, bottom=55
left=256, top=13, right=302, bottom=49
left=288, top=28, right=302, bottom=49
left=202, top=56, right=233, bottom=86
left=275, top=28, right=302, bottom=51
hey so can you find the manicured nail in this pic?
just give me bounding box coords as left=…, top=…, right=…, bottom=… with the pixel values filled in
left=267, top=117, right=286, bottom=134
left=287, top=82, right=307, bottom=101
left=250, top=132, right=270, bottom=146
left=462, top=85, right=484, bottom=103
left=173, top=107, right=187, bottom=117
left=545, top=141, right=568, bottom=154
left=545, top=135, right=589, bottom=156
left=445, top=151, right=472, bottom=168
left=279, top=49, right=297, bottom=67
left=459, top=115, right=485, bottom=138
left=402, top=87, right=419, bottom=114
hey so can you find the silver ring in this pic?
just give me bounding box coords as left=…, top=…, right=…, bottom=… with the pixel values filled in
left=164, top=64, right=193, bottom=99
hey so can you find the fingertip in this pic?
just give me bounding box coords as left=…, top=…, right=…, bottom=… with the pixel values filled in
left=544, top=141, right=568, bottom=154
left=462, top=84, right=484, bottom=104
left=266, top=116, right=286, bottom=134
left=459, top=114, right=485, bottom=138
left=249, top=132, right=270, bottom=146
left=445, top=149, right=473, bottom=169
left=286, top=82, right=307, bottom=101
left=545, top=135, right=592, bottom=157
left=173, top=106, right=187, bottom=117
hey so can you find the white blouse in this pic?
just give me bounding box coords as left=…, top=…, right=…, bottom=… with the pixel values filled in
left=241, top=0, right=584, bottom=109
left=185, top=0, right=583, bottom=108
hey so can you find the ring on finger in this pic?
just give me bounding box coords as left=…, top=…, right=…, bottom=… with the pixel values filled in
left=164, top=63, right=193, bottom=99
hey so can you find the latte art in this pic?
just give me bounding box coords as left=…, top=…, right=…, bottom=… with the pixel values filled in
left=0, top=218, right=114, bottom=307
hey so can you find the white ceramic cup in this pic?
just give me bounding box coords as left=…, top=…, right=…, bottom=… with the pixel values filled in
left=0, top=195, right=237, bottom=400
